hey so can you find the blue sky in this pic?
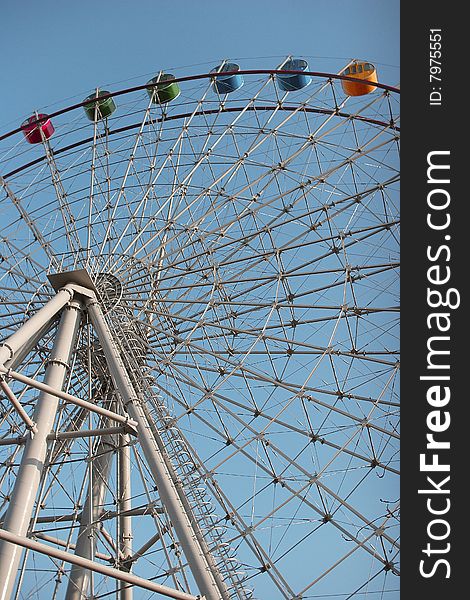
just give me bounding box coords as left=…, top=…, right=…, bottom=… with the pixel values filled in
left=1, top=0, right=399, bottom=132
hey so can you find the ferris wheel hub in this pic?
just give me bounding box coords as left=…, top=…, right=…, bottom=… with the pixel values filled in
left=94, top=272, right=124, bottom=313
left=47, top=268, right=133, bottom=315
left=47, top=268, right=97, bottom=294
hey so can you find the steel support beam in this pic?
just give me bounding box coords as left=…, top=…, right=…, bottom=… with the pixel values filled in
left=86, top=297, right=229, bottom=600
left=0, top=299, right=82, bottom=600
left=0, top=285, right=74, bottom=367
left=0, top=503, right=163, bottom=528
left=65, top=430, right=116, bottom=600
left=47, top=425, right=134, bottom=441
left=118, top=433, right=133, bottom=600
left=0, top=528, right=200, bottom=600
left=33, top=532, right=113, bottom=562
left=0, top=366, right=138, bottom=429
left=0, top=378, right=37, bottom=433
left=127, top=527, right=169, bottom=565
left=0, top=436, right=24, bottom=447
left=4, top=320, right=56, bottom=372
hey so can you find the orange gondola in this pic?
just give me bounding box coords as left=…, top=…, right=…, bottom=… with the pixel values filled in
left=341, top=61, right=378, bottom=96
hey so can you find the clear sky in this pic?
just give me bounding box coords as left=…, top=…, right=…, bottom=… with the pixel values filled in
left=1, top=0, right=399, bottom=132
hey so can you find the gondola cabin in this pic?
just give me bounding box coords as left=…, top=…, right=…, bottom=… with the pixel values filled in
left=146, top=74, right=181, bottom=104
left=341, top=62, right=378, bottom=96
left=21, top=114, right=54, bottom=144
left=83, top=90, right=117, bottom=121
left=276, top=58, right=311, bottom=92
left=210, top=62, right=244, bottom=94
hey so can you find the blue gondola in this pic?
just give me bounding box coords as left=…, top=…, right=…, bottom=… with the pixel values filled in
left=276, top=58, right=311, bottom=92
left=211, top=62, right=244, bottom=94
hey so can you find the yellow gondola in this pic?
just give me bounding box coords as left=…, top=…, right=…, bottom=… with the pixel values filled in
left=341, top=61, right=378, bottom=96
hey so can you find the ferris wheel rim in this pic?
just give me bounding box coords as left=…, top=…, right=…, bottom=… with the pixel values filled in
left=0, top=68, right=400, bottom=145
left=2, top=103, right=400, bottom=181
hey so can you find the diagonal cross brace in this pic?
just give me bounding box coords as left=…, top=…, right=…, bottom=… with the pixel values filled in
left=86, top=296, right=230, bottom=600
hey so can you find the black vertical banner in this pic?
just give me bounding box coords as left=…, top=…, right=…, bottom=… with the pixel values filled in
left=401, top=3, right=465, bottom=599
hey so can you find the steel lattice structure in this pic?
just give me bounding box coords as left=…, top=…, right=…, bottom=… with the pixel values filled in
left=0, top=61, right=400, bottom=600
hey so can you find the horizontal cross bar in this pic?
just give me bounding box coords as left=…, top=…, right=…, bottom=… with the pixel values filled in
left=0, top=528, right=200, bottom=600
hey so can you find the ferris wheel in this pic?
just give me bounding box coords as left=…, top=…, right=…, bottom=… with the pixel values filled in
left=0, top=58, right=400, bottom=600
